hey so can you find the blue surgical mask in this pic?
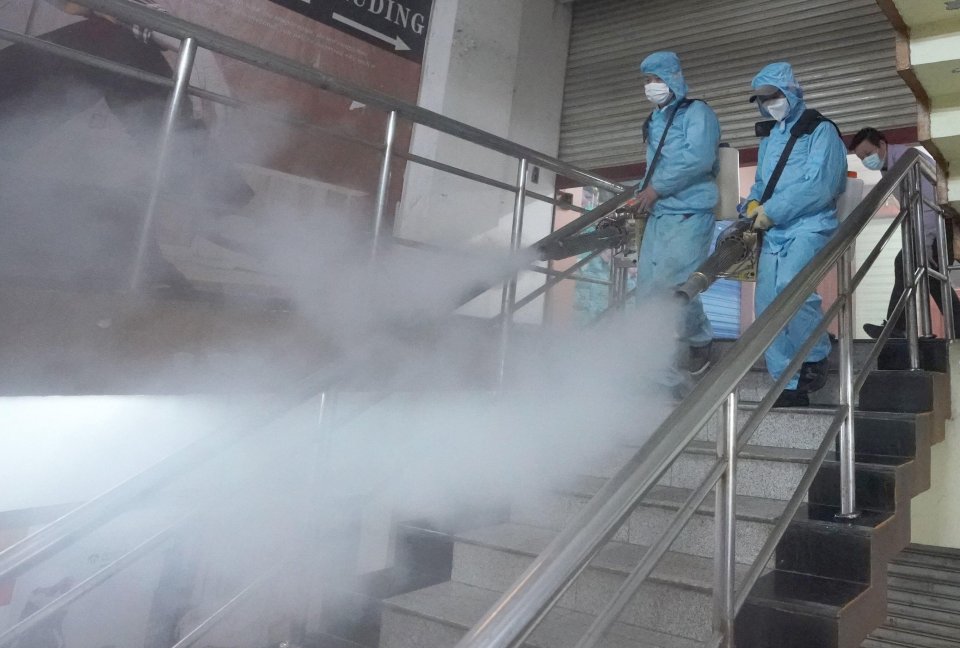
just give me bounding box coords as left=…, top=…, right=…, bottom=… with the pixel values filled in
left=862, top=152, right=884, bottom=171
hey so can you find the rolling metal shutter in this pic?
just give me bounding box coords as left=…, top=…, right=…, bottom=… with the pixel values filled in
left=560, top=0, right=917, bottom=170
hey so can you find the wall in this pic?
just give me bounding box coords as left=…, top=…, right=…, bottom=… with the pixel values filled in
left=396, top=0, right=573, bottom=321
left=911, top=341, right=960, bottom=549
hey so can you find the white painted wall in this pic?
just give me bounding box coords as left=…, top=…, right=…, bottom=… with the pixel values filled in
left=911, top=341, right=960, bottom=549
left=396, top=0, right=572, bottom=321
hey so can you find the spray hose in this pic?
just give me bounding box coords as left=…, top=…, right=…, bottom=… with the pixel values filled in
left=675, top=218, right=756, bottom=303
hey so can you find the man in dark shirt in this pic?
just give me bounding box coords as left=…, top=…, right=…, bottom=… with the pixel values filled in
left=850, top=127, right=960, bottom=338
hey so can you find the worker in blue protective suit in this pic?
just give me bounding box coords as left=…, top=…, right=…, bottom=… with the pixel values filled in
left=744, top=62, right=847, bottom=408
left=626, top=51, right=721, bottom=386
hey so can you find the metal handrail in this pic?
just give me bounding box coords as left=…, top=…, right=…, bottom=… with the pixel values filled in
left=1, top=2, right=634, bottom=643
left=4, top=2, right=616, bottom=342
left=455, top=149, right=938, bottom=648
left=8, top=6, right=946, bottom=646
left=580, top=280, right=856, bottom=648
left=71, top=0, right=623, bottom=194
left=0, top=363, right=348, bottom=584
left=0, top=26, right=584, bottom=219
left=0, top=0, right=635, bottom=584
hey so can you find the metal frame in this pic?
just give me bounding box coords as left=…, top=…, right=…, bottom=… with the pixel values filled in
left=130, top=36, right=197, bottom=290
left=714, top=391, right=737, bottom=646
left=69, top=0, right=623, bottom=194
left=455, top=150, right=945, bottom=648
left=371, top=110, right=398, bottom=261
left=497, top=159, right=529, bottom=384
left=1, top=3, right=954, bottom=645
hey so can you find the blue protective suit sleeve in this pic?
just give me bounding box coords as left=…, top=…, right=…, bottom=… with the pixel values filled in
left=649, top=101, right=721, bottom=199
left=761, top=122, right=847, bottom=228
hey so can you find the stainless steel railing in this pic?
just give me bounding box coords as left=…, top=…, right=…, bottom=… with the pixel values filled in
left=0, top=2, right=637, bottom=643
left=0, top=0, right=628, bottom=372
left=4, top=5, right=953, bottom=647
left=456, top=149, right=952, bottom=648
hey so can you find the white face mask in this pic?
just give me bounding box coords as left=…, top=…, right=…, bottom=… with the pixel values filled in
left=762, top=97, right=790, bottom=122
left=644, top=82, right=672, bottom=106
left=862, top=151, right=884, bottom=171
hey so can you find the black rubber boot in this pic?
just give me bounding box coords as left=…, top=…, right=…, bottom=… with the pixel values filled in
left=799, top=357, right=829, bottom=393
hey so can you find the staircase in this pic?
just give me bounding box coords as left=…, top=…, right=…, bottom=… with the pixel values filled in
left=377, top=338, right=952, bottom=648
left=864, top=544, right=960, bottom=648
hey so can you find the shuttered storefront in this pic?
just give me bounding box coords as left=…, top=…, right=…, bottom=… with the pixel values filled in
left=560, top=0, right=917, bottom=170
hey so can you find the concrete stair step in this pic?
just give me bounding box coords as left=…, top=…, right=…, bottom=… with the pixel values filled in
left=811, top=452, right=920, bottom=511
left=885, top=603, right=960, bottom=639
left=511, top=480, right=786, bottom=565
left=737, top=369, right=841, bottom=405
left=888, top=579, right=960, bottom=608
left=737, top=570, right=880, bottom=648
left=713, top=339, right=877, bottom=372
left=888, top=561, right=960, bottom=588
left=580, top=440, right=815, bottom=501
left=669, top=441, right=812, bottom=501
left=863, top=626, right=960, bottom=648
left=776, top=505, right=905, bottom=585
left=582, top=408, right=834, bottom=483
left=713, top=338, right=948, bottom=375
left=890, top=545, right=960, bottom=581
left=694, top=403, right=836, bottom=451
left=875, top=543, right=960, bottom=647
left=380, top=580, right=704, bottom=648
left=450, top=522, right=749, bottom=642
left=875, top=338, right=952, bottom=374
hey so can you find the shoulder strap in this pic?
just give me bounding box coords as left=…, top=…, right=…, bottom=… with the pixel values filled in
left=640, top=98, right=696, bottom=192
left=755, top=120, right=776, bottom=138
left=758, top=109, right=835, bottom=203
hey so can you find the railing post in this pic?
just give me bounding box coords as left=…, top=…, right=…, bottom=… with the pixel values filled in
left=912, top=166, right=934, bottom=337
left=935, top=204, right=955, bottom=341
left=836, top=248, right=859, bottom=519
left=130, top=36, right=197, bottom=291
left=713, top=391, right=737, bottom=646
left=900, top=177, right=921, bottom=370
left=294, top=390, right=333, bottom=644
left=371, top=110, right=398, bottom=262
left=497, top=158, right=528, bottom=385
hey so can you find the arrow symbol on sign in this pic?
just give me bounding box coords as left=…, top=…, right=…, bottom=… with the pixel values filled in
left=332, top=13, right=411, bottom=52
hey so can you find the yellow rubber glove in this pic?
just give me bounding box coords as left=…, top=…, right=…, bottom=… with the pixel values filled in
left=751, top=204, right=774, bottom=230
left=745, top=200, right=761, bottom=218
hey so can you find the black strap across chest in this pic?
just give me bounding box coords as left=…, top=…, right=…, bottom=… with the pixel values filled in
left=756, top=108, right=840, bottom=203
left=640, top=98, right=697, bottom=192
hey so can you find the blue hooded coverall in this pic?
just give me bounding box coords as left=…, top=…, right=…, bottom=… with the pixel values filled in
left=746, top=63, right=847, bottom=390
left=636, top=52, right=720, bottom=350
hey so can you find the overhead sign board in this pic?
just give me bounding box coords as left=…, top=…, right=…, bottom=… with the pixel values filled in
left=268, top=0, right=433, bottom=63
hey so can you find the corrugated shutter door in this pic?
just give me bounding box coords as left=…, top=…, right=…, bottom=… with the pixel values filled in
left=702, top=279, right=741, bottom=339
left=561, top=0, right=917, bottom=170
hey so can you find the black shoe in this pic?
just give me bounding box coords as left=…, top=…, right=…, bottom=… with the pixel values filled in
left=773, top=389, right=809, bottom=408
left=799, top=357, right=829, bottom=393
left=683, top=342, right=713, bottom=377
left=863, top=322, right=882, bottom=339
